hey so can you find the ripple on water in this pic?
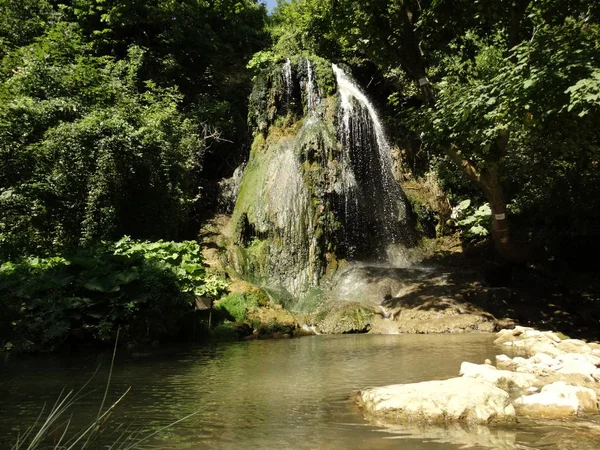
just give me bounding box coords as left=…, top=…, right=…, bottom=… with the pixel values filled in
left=2, top=334, right=597, bottom=449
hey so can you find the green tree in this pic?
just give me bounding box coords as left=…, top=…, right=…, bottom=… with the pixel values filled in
left=0, top=1, right=269, bottom=258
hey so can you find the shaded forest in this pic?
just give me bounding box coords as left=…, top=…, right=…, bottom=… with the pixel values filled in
left=1, top=0, right=599, bottom=353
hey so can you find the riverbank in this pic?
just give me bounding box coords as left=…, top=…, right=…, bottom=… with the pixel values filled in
left=214, top=248, right=600, bottom=342
left=356, top=326, right=600, bottom=446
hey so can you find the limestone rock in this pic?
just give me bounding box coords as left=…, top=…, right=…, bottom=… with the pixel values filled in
left=357, top=377, right=516, bottom=425
left=514, top=382, right=598, bottom=418
left=556, top=359, right=598, bottom=379
left=494, top=326, right=562, bottom=357
left=460, top=362, right=537, bottom=390
left=557, top=339, right=593, bottom=354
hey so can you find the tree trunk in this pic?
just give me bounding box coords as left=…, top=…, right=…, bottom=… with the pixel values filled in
left=398, top=1, right=436, bottom=104
left=479, top=165, right=529, bottom=264
left=396, top=1, right=531, bottom=263
left=444, top=145, right=529, bottom=264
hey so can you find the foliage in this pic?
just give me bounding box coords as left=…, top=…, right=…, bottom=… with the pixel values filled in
left=0, top=1, right=269, bottom=260
left=451, top=200, right=492, bottom=238
left=0, top=28, right=203, bottom=258
left=215, top=291, right=266, bottom=322
left=0, top=238, right=227, bottom=353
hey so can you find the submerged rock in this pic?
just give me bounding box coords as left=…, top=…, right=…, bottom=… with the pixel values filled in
left=357, top=377, right=516, bottom=425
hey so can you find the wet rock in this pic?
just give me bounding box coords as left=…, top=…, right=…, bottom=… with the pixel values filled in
left=369, top=422, right=520, bottom=449
left=514, top=382, right=598, bottom=418
left=357, top=377, right=516, bottom=425
left=460, top=362, right=537, bottom=390
left=317, top=303, right=374, bottom=334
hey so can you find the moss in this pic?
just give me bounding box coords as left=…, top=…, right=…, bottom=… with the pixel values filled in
left=212, top=322, right=252, bottom=341
left=256, top=321, right=296, bottom=337
left=215, top=290, right=269, bottom=322
left=250, top=132, right=266, bottom=156
left=317, top=303, right=375, bottom=334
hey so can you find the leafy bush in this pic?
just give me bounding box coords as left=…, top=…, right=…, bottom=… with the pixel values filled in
left=450, top=199, right=491, bottom=238
left=0, top=238, right=228, bottom=353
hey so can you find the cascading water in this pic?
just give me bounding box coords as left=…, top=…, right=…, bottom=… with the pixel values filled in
left=282, top=58, right=293, bottom=105
left=233, top=58, right=415, bottom=302
left=302, top=59, right=320, bottom=114
left=332, top=64, right=410, bottom=258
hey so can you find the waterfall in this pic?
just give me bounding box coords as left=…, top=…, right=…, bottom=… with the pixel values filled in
left=282, top=58, right=293, bottom=105
left=332, top=64, right=408, bottom=258
left=303, top=59, right=320, bottom=113
left=234, top=58, right=415, bottom=301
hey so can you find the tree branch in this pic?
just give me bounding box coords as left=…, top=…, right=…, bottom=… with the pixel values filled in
left=444, top=145, right=481, bottom=186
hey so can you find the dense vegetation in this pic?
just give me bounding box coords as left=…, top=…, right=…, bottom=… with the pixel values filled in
left=0, top=0, right=267, bottom=352
left=1, top=0, right=599, bottom=352
left=0, top=238, right=227, bottom=352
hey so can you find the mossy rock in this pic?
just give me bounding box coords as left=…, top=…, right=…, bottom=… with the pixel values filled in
left=317, top=303, right=375, bottom=334
left=212, top=322, right=253, bottom=341
left=256, top=321, right=296, bottom=338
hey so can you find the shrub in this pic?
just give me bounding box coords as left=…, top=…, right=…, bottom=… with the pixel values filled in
left=0, top=238, right=228, bottom=353
left=215, top=292, right=263, bottom=322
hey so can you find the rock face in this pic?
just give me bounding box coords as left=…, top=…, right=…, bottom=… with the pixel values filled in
left=356, top=326, right=600, bottom=426
left=230, top=58, right=414, bottom=303
left=358, top=377, right=516, bottom=425
left=321, top=266, right=499, bottom=334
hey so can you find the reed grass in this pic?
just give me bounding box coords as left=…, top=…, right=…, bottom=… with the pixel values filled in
left=11, top=329, right=198, bottom=450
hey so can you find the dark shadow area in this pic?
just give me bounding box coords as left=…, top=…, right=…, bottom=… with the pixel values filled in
left=376, top=249, right=600, bottom=340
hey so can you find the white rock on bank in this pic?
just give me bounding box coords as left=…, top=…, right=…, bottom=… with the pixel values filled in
left=556, top=360, right=598, bottom=379
left=358, top=377, right=516, bottom=425
left=557, top=339, right=593, bottom=354
left=514, top=382, right=598, bottom=418
left=531, top=352, right=557, bottom=366
left=460, top=362, right=537, bottom=390
left=558, top=352, right=600, bottom=367
left=495, top=353, right=557, bottom=376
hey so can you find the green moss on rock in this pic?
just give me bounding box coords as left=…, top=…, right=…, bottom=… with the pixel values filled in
left=317, top=303, right=375, bottom=334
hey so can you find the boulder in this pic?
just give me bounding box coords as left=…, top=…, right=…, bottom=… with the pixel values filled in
left=495, top=327, right=563, bottom=357
left=494, top=326, right=561, bottom=346
left=495, top=354, right=516, bottom=371
left=357, top=377, right=516, bottom=425
left=556, top=359, right=597, bottom=379
left=557, top=352, right=600, bottom=367
left=557, top=339, right=593, bottom=354
left=514, top=382, right=598, bottom=418
left=531, top=352, right=558, bottom=366
left=460, top=362, right=537, bottom=390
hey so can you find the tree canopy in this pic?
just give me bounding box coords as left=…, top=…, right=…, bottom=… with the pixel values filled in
left=0, top=0, right=268, bottom=259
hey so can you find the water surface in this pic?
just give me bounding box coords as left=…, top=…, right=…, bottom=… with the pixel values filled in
left=2, top=334, right=599, bottom=449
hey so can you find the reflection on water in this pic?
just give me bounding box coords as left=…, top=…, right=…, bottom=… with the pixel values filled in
left=2, top=334, right=599, bottom=449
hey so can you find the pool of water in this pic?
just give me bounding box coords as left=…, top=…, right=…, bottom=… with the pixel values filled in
left=2, top=333, right=600, bottom=449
